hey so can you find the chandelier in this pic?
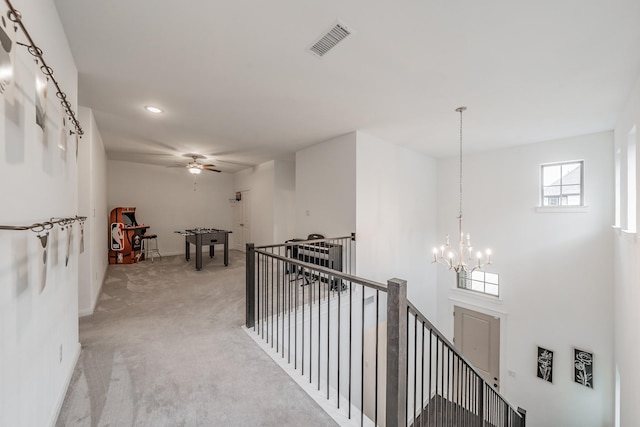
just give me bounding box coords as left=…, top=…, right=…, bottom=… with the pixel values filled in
left=432, top=106, right=492, bottom=273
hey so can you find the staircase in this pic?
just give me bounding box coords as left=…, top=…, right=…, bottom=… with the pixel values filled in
left=245, top=236, right=525, bottom=427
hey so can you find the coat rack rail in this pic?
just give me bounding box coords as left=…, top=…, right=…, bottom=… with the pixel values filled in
left=4, top=0, right=84, bottom=137
left=0, top=216, right=87, bottom=233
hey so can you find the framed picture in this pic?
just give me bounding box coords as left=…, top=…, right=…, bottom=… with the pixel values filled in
left=573, top=348, right=593, bottom=388
left=537, top=346, right=553, bottom=383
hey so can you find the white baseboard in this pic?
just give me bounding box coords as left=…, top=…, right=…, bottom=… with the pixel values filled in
left=242, top=326, right=373, bottom=427
left=79, top=268, right=106, bottom=317
left=49, top=342, right=81, bottom=427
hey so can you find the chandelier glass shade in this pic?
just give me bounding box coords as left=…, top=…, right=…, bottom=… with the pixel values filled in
left=433, top=107, right=492, bottom=274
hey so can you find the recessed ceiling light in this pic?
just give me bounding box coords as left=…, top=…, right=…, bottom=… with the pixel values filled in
left=144, top=105, right=163, bottom=114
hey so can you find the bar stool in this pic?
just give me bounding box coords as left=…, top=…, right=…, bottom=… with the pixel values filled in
left=141, top=234, right=161, bottom=262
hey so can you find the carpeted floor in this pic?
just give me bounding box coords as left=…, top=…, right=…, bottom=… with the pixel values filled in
left=56, top=251, right=338, bottom=427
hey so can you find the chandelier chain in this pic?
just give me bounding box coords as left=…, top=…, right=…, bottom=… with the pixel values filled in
left=459, top=107, right=463, bottom=217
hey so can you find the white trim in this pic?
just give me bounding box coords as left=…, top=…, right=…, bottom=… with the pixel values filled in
left=242, top=326, right=372, bottom=427
left=48, top=343, right=81, bottom=427
left=79, top=269, right=107, bottom=317
left=536, top=206, right=589, bottom=213
left=450, top=287, right=503, bottom=304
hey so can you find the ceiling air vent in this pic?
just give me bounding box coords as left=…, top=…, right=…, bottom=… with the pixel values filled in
left=308, top=22, right=352, bottom=57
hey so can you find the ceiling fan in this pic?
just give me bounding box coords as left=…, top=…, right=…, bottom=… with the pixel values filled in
left=176, top=154, right=221, bottom=174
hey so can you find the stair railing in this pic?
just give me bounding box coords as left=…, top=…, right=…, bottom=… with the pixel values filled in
left=246, top=238, right=525, bottom=427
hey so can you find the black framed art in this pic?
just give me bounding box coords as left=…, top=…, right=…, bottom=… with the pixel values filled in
left=574, top=348, right=593, bottom=388
left=537, top=346, right=554, bottom=383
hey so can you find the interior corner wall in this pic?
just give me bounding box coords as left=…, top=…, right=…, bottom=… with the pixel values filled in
left=0, top=1, right=81, bottom=425
left=106, top=160, right=234, bottom=255
left=435, top=132, right=614, bottom=427
left=613, top=72, right=640, bottom=427
left=234, top=160, right=277, bottom=246
left=77, top=107, right=107, bottom=316
left=273, top=159, right=296, bottom=243
left=355, top=132, right=438, bottom=319
left=295, top=133, right=357, bottom=239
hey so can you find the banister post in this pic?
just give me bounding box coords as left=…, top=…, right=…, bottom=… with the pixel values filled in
left=517, top=407, right=527, bottom=427
left=386, top=278, right=407, bottom=427
left=478, top=381, right=484, bottom=423
left=246, top=243, right=255, bottom=328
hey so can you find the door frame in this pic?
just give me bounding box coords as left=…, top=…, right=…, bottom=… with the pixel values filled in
left=232, top=189, right=251, bottom=252
left=448, top=296, right=509, bottom=395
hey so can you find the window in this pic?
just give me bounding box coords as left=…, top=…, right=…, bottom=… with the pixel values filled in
left=627, top=126, right=636, bottom=232
left=615, top=148, right=621, bottom=227
left=541, top=161, right=584, bottom=207
left=457, top=270, right=499, bottom=296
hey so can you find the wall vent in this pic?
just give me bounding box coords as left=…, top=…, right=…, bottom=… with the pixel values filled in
left=308, top=22, right=352, bottom=57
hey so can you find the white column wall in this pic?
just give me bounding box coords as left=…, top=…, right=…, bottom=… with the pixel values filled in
left=295, top=132, right=357, bottom=239
left=77, top=107, right=107, bottom=316
left=355, top=132, right=438, bottom=319
left=436, top=132, right=614, bottom=427
left=0, top=1, right=80, bottom=425
left=106, top=160, right=234, bottom=256
left=273, top=159, right=296, bottom=243
left=234, top=160, right=276, bottom=246
left=613, top=73, right=640, bottom=427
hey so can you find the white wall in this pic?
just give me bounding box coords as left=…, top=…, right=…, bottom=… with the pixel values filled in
left=273, top=159, right=296, bottom=243
left=107, top=160, right=234, bottom=256
left=0, top=1, right=81, bottom=425
left=613, top=73, right=640, bottom=427
left=232, top=159, right=297, bottom=246
left=295, top=132, right=357, bottom=239
left=77, top=107, right=107, bottom=316
left=436, top=132, right=614, bottom=427
left=234, top=161, right=276, bottom=246
left=355, top=132, right=438, bottom=319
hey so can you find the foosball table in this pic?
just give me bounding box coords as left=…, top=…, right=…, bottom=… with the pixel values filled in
left=175, top=228, right=232, bottom=271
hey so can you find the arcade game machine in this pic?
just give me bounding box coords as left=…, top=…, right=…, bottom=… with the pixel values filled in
left=108, top=207, right=149, bottom=264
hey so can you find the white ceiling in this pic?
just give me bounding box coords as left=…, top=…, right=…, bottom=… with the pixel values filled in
left=54, top=0, right=640, bottom=172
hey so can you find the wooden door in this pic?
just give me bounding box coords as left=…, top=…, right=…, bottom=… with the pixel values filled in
left=454, top=305, right=501, bottom=390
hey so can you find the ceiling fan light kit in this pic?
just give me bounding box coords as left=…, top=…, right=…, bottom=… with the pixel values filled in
left=176, top=154, right=222, bottom=174
left=144, top=105, right=163, bottom=114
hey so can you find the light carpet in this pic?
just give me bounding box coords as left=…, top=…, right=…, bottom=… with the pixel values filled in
left=56, top=251, right=338, bottom=427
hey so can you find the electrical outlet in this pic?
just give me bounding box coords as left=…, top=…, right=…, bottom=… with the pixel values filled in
left=59, top=344, right=63, bottom=364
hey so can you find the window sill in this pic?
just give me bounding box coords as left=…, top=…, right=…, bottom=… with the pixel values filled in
left=450, top=287, right=502, bottom=304
left=535, top=206, right=589, bottom=213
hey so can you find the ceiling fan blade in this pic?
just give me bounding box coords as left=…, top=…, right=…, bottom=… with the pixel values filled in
left=202, top=163, right=216, bottom=167
left=203, top=167, right=222, bottom=173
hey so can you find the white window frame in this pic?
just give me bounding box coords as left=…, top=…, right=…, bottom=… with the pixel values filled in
left=457, top=270, right=499, bottom=297
left=540, top=160, right=584, bottom=207
left=627, top=127, right=637, bottom=233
